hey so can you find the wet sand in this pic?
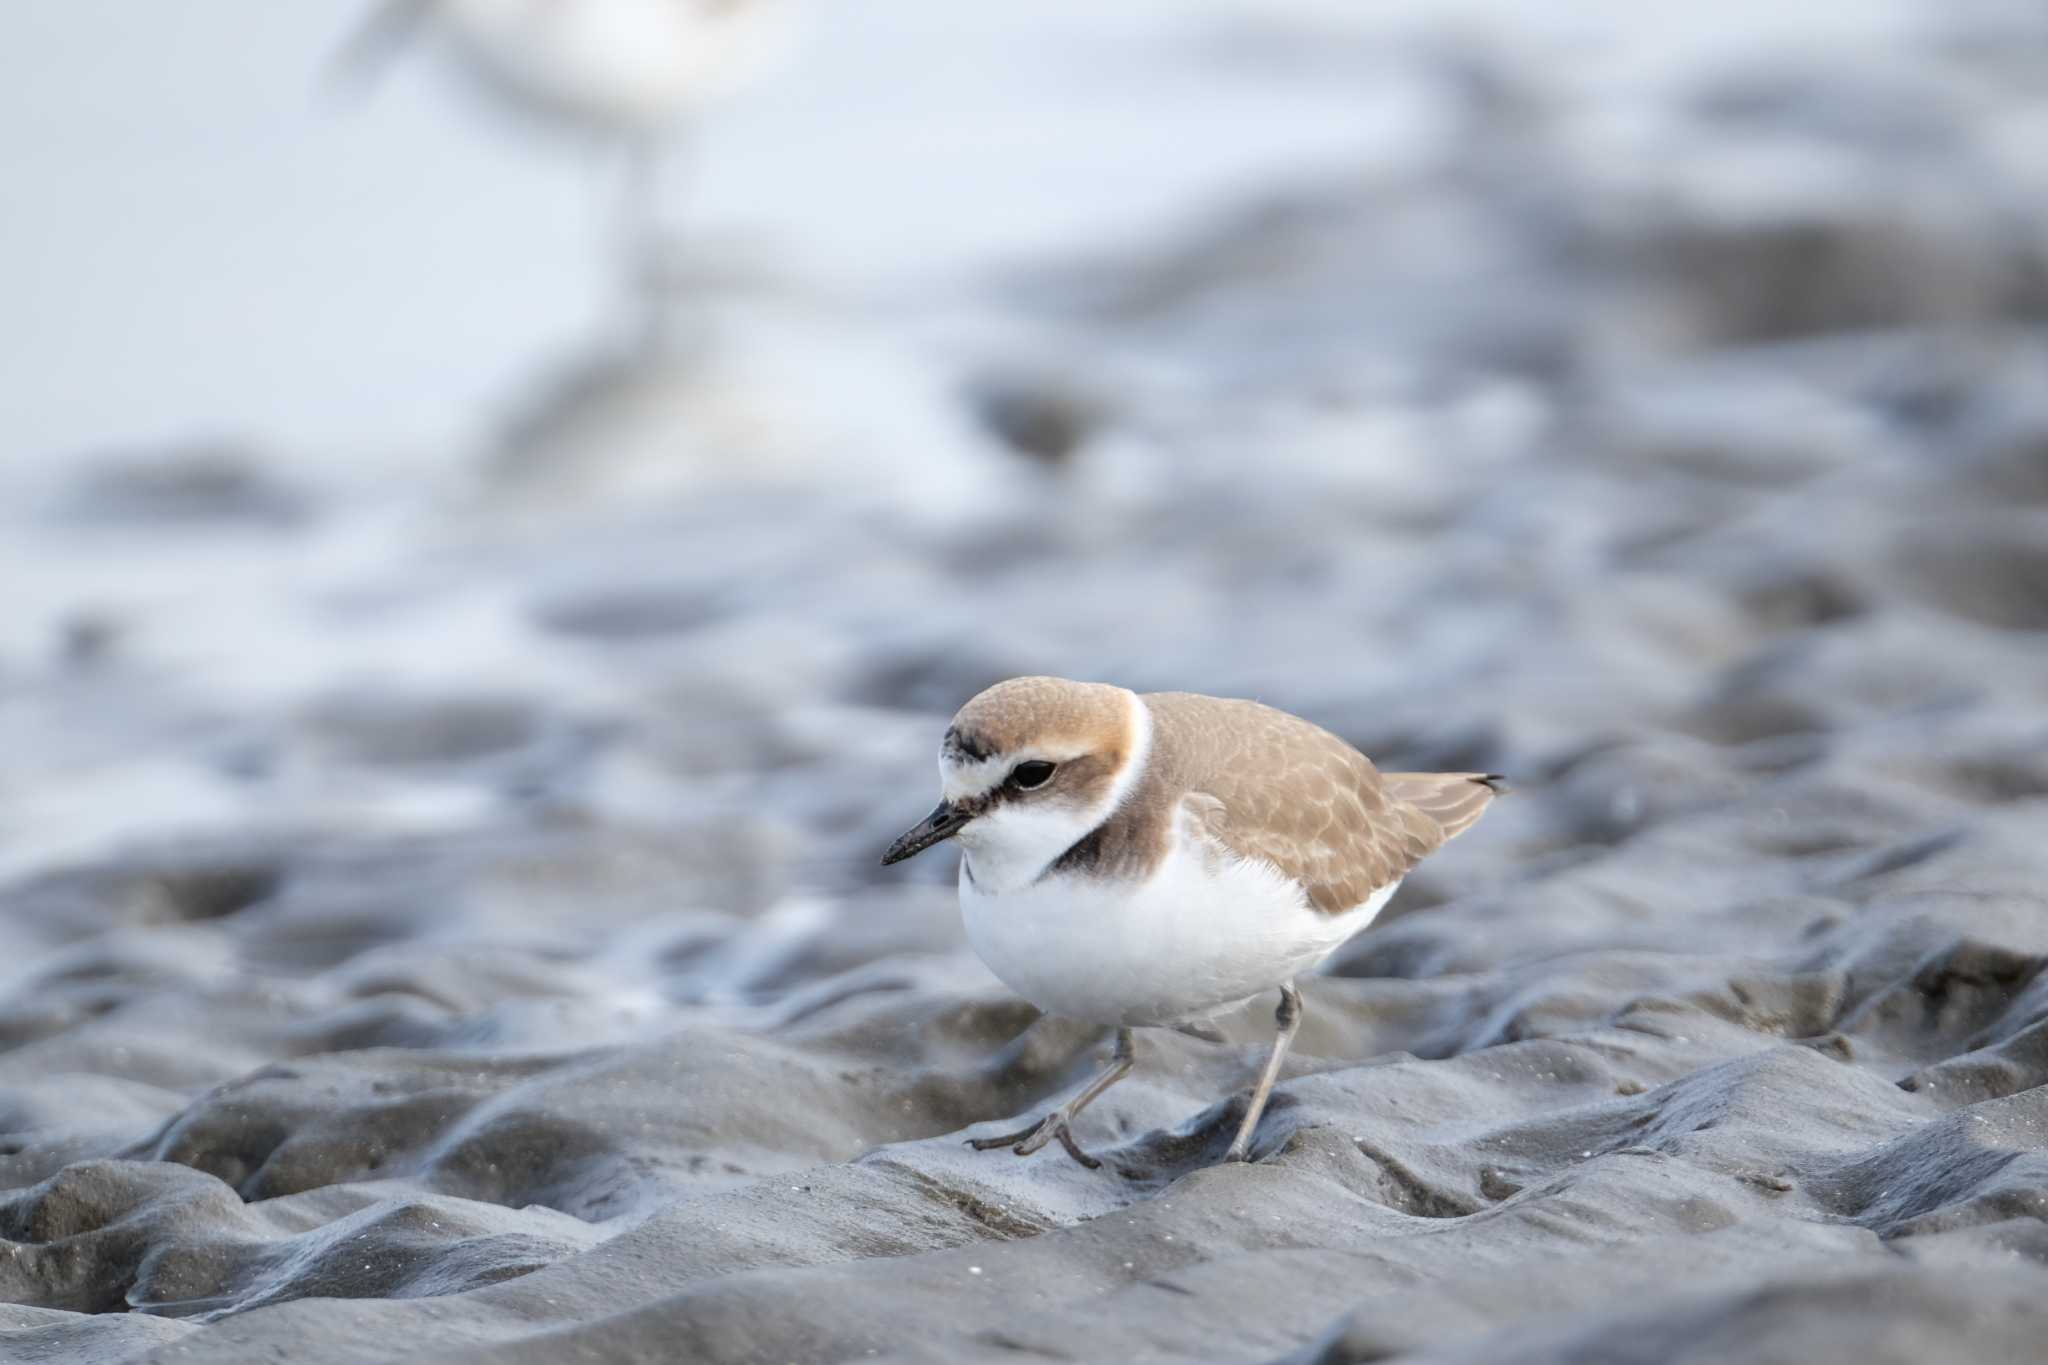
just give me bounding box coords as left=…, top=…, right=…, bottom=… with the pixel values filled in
left=4, top=3, right=2048, bottom=1362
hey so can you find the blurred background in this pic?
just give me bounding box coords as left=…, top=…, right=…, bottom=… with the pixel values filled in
left=6, top=3, right=2048, bottom=1346
left=3, top=0, right=2048, bottom=1048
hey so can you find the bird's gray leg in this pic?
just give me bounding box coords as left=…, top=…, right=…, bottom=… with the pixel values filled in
left=618, top=127, right=699, bottom=355
left=1225, top=982, right=1302, bottom=1162
left=618, top=132, right=664, bottom=352
left=969, top=1027, right=1135, bottom=1170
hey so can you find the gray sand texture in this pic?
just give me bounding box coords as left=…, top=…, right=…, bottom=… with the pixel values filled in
left=3, top=2, right=2048, bottom=1362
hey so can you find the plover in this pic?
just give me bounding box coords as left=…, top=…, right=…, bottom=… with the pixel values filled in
left=882, top=676, right=1501, bottom=1168
left=334, top=0, right=798, bottom=335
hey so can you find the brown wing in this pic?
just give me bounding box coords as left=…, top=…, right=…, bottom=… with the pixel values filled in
left=1382, top=772, right=1507, bottom=841
left=1143, top=693, right=1500, bottom=914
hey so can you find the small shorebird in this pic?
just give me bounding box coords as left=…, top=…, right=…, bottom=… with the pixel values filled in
left=882, top=677, right=1502, bottom=1168
left=335, top=0, right=798, bottom=338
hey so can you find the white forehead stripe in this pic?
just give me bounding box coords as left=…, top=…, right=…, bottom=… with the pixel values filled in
left=940, top=753, right=1011, bottom=804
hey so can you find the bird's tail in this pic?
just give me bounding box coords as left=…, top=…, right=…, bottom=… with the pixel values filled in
left=1383, top=772, right=1507, bottom=841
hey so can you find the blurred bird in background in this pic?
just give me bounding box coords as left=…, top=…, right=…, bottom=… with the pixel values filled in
left=334, top=0, right=800, bottom=349
left=325, top=0, right=872, bottom=517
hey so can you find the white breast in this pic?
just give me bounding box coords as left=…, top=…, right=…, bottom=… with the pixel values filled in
left=959, top=827, right=1399, bottom=1028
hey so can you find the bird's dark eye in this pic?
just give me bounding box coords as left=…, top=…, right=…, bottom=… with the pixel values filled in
left=1010, top=760, right=1056, bottom=790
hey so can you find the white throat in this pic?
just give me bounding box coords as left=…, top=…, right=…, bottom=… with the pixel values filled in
left=953, top=690, right=1153, bottom=895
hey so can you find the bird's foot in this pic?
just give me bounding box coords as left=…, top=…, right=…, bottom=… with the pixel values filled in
left=967, top=1112, right=1101, bottom=1169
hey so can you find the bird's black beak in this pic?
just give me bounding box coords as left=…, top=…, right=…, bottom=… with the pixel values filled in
left=881, top=801, right=970, bottom=866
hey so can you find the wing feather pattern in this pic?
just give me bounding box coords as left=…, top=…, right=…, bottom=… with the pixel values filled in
left=1142, top=694, right=1501, bottom=914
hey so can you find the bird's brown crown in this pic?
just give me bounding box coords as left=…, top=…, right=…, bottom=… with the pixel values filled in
left=944, top=676, right=1133, bottom=766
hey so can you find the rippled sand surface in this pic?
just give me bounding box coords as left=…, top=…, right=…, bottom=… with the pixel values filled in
left=4, top=3, right=2048, bottom=1362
